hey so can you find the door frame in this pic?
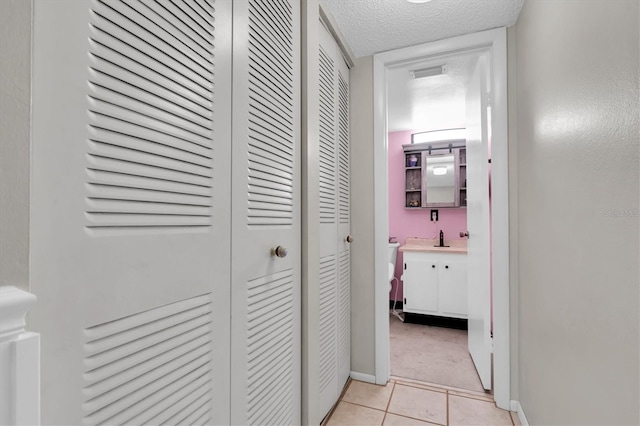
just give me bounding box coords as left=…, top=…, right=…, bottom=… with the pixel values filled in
left=372, top=27, right=510, bottom=410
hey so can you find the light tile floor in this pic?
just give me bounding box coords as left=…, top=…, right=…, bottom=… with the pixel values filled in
left=325, top=378, right=521, bottom=426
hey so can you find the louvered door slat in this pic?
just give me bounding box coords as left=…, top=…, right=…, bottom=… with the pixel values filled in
left=319, top=47, right=336, bottom=224
left=86, top=0, right=218, bottom=232
left=338, top=72, right=350, bottom=223
left=89, top=5, right=212, bottom=89
left=88, top=127, right=212, bottom=169
left=319, top=255, right=337, bottom=392
left=104, top=0, right=213, bottom=68
left=246, top=0, right=295, bottom=228
left=82, top=294, right=214, bottom=426
left=89, top=56, right=211, bottom=120
left=88, top=40, right=211, bottom=109
left=123, top=0, right=213, bottom=54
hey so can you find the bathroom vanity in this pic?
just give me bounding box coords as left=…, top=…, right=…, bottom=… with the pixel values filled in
left=400, top=238, right=467, bottom=319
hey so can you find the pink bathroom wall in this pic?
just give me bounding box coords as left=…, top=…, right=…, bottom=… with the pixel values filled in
left=388, top=130, right=468, bottom=302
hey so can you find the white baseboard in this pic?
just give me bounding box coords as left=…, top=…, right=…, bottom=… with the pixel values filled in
left=350, top=371, right=376, bottom=384
left=510, top=400, right=529, bottom=426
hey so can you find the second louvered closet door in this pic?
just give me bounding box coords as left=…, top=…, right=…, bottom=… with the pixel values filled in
left=318, top=21, right=352, bottom=419
left=230, top=0, right=302, bottom=424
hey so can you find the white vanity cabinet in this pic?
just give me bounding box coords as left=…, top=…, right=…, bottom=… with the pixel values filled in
left=402, top=251, right=468, bottom=319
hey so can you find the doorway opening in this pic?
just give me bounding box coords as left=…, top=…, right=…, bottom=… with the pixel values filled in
left=372, top=28, right=511, bottom=410
left=386, top=49, right=486, bottom=393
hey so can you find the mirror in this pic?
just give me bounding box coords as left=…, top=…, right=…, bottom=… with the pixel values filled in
left=425, top=154, right=456, bottom=205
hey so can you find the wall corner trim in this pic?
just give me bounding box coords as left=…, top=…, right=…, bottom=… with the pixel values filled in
left=510, top=400, right=530, bottom=426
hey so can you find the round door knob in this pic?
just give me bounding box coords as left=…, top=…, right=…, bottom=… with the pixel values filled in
left=271, top=246, right=287, bottom=258
left=460, top=231, right=469, bottom=238
left=432, top=265, right=436, bottom=268
left=445, top=265, right=449, bottom=269
left=346, top=235, right=354, bottom=243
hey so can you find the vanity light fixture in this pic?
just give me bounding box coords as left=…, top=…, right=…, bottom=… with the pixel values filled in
left=433, top=166, right=448, bottom=176
left=406, top=0, right=433, bottom=3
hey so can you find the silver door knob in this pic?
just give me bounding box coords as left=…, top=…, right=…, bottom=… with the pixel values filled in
left=345, top=235, right=354, bottom=243
left=271, top=246, right=287, bottom=258
left=460, top=231, right=469, bottom=238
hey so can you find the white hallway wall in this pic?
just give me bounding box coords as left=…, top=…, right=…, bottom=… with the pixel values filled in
left=512, top=0, right=639, bottom=423
left=348, top=1, right=639, bottom=422
left=0, top=0, right=31, bottom=292
left=349, top=55, right=377, bottom=377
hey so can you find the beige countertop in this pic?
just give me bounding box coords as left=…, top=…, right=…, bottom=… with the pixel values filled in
left=399, top=237, right=467, bottom=254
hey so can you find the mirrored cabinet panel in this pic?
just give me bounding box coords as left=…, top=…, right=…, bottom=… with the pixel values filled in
left=403, top=140, right=466, bottom=209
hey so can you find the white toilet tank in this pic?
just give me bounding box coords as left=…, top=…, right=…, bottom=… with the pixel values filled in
left=388, top=242, right=400, bottom=287
left=388, top=242, right=400, bottom=269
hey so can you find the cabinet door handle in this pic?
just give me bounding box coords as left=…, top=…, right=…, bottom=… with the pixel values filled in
left=445, top=265, right=449, bottom=269
left=432, top=265, right=435, bottom=268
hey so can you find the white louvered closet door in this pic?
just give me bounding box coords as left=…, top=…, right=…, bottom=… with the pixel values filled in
left=318, top=22, right=351, bottom=418
left=31, top=1, right=232, bottom=425
left=230, top=0, right=301, bottom=425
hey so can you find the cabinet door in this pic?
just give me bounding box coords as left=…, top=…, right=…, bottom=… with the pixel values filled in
left=439, top=258, right=468, bottom=317
left=404, top=255, right=439, bottom=314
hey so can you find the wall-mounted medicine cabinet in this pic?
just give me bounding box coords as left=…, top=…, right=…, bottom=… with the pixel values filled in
left=403, top=140, right=466, bottom=209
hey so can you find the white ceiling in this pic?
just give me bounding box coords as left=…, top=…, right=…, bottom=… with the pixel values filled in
left=386, top=51, right=479, bottom=132
left=321, top=0, right=524, bottom=58
left=320, top=0, right=524, bottom=132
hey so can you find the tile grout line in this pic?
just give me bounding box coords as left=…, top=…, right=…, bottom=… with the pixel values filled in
left=392, top=381, right=448, bottom=395
left=380, top=380, right=397, bottom=425
left=323, top=379, right=354, bottom=425
left=446, top=390, right=450, bottom=426
left=393, top=379, right=494, bottom=403
left=391, top=376, right=491, bottom=399
left=338, top=400, right=386, bottom=413
left=385, top=380, right=396, bottom=412
left=386, top=381, right=447, bottom=426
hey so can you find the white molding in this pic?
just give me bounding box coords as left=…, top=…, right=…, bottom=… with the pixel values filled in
left=318, top=2, right=355, bottom=68
left=350, top=371, right=377, bottom=384
left=510, top=400, right=530, bottom=426
left=372, top=27, right=511, bottom=409
left=0, top=286, right=40, bottom=426
left=488, top=28, right=511, bottom=411
left=0, top=286, right=36, bottom=342
left=373, top=53, right=390, bottom=386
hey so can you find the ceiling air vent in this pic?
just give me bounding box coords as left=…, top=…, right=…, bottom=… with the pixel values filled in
left=409, top=65, right=447, bottom=79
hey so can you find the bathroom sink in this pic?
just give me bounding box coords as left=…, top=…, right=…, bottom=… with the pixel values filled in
left=399, top=237, right=467, bottom=253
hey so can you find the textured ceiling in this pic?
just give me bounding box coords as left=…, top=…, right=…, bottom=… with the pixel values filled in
left=321, top=0, right=524, bottom=58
